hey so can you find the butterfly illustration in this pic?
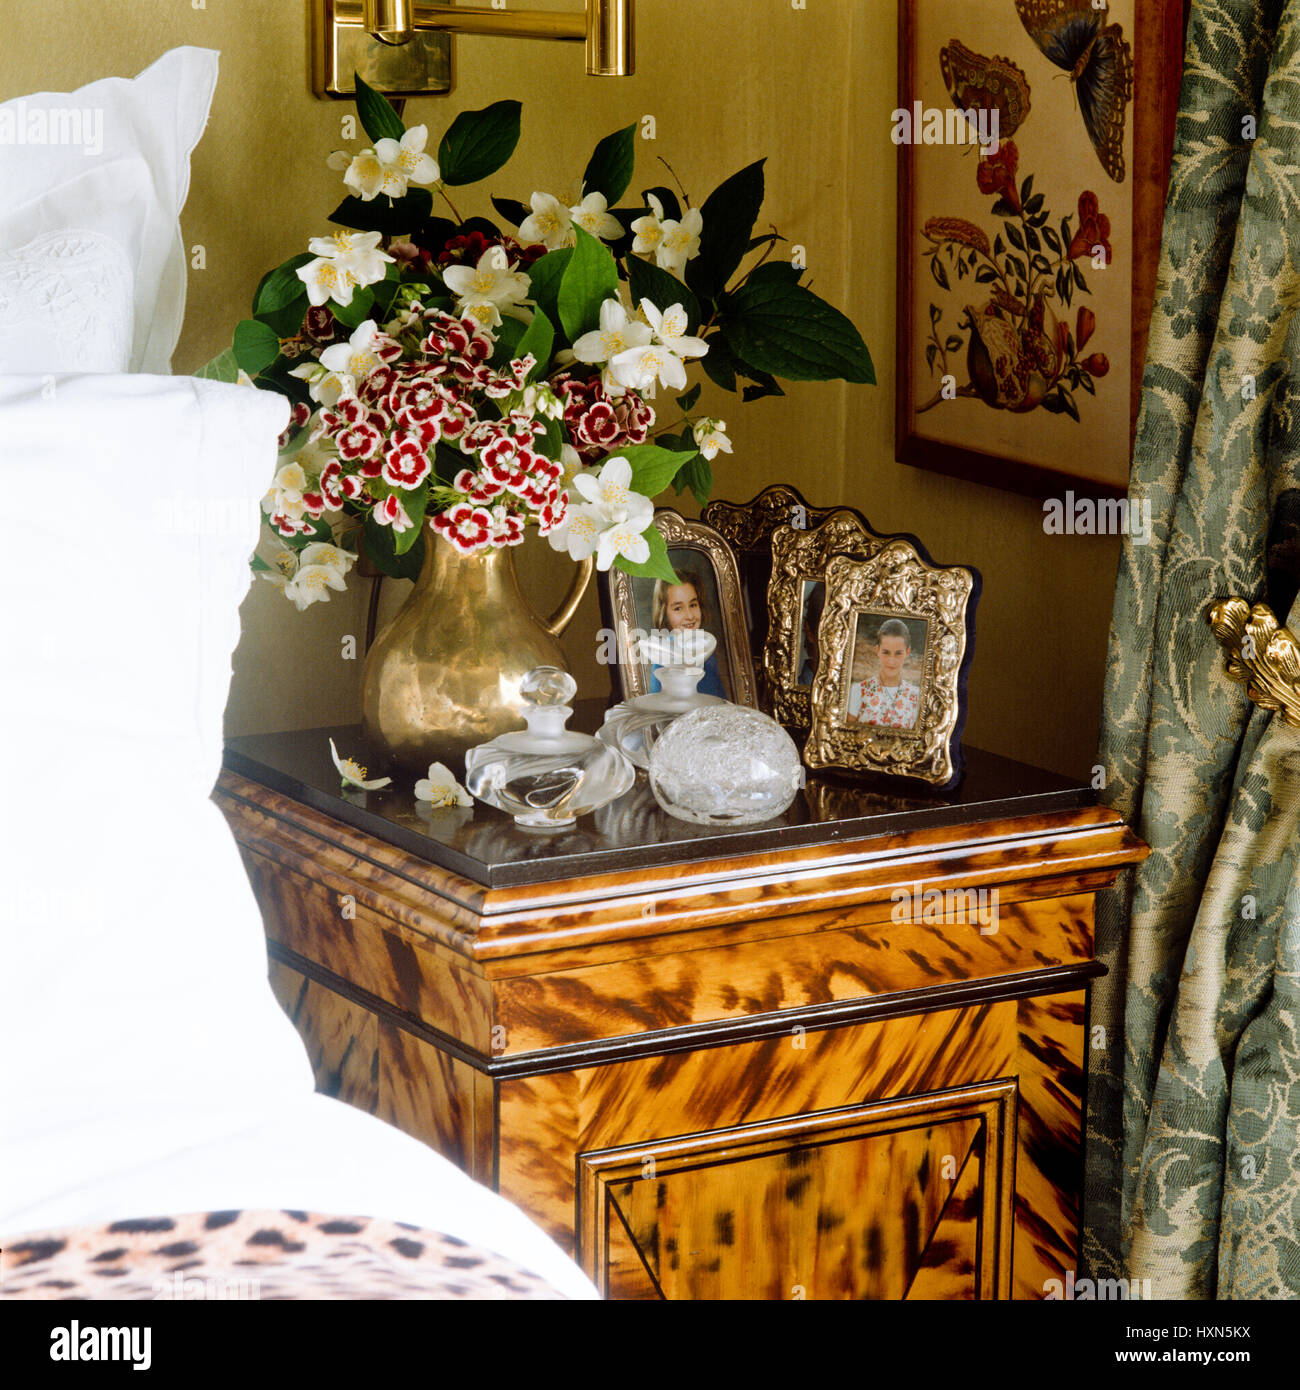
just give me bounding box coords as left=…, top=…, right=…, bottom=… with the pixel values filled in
left=940, top=39, right=1033, bottom=143
left=1015, top=0, right=1133, bottom=182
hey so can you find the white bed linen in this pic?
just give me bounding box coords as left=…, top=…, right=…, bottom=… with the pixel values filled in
left=0, top=373, right=597, bottom=1300
left=0, top=47, right=218, bottom=373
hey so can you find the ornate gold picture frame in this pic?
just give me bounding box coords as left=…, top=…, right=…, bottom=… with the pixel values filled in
left=704, top=485, right=883, bottom=670
left=764, top=511, right=888, bottom=730
left=600, top=509, right=759, bottom=707
left=804, top=540, right=979, bottom=788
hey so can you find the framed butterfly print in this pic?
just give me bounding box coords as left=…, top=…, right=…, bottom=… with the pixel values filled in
left=896, top=0, right=1188, bottom=498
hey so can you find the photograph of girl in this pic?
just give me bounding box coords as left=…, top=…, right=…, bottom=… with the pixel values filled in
left=640, top=559, right=730, bottom=699
left=845, top=615, right=927, bottom=730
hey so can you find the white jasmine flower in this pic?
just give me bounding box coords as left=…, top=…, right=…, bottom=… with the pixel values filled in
left=570, top=191, right=622, bottom=242
left=546, top=503, right=603, bottom=561
left=298, top=541, right=356, bottom=577
left=609, top=341, right=690, bottom=393
left=297, top=230, right=394, bottom=307
left=339, top=126, right=439, bottom=201
left=319, top=320, right=399, bottom=383
left=518, top=192, right=573, bottom=250
left=289, top=362, right=354, bottom=408
left=374, top=126, right=440, bottom=193
left=262, top=461, right=309, bottom=520
left=631, top=194, right=702, bottom=278
left=414, top=761, right=473, bottom=807
left=572, top=298, right=653, bottom=367
left=461, top=301, right=503, bottom=334
left=641, top=300, right=708, bottom=358
left=281, top=562, right=349, bottom=611
left=693, top=418, right=733, bottom=460
left=329, top=738, right=393, bottom=791
left=571, top=455, right=653, bottom=528
left=595, top=518, right=651, bottom=571
left=443, top=246, right=532, bottom=313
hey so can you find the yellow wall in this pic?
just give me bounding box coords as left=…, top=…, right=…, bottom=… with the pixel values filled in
left=5, top=0, right=1124, bottom=780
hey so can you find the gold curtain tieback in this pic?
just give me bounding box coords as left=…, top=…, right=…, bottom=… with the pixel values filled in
left=1208, top=598, right=1300, bottom=725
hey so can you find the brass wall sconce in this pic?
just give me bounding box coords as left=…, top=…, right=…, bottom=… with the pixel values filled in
left=313, top=0, right=634, bottom=98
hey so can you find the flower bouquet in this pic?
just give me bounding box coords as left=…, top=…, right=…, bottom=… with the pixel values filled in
left=203, top=78, right=874, bottom=606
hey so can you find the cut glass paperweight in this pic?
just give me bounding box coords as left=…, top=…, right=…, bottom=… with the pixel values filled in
left=464, top=666, right=634, bottom=829
left=648, top=704, right=804, bottom=825
left=597, top=629, right=727, bottom=770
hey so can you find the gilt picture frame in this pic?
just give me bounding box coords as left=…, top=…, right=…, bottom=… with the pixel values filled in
left=600, top=509, right=759, bottom=708
left=895, top=0, right=1188, bottom=499
left=804, top=540, right=979, bottom=789
left=763, top=511, right=888, bottom=731
left=704, top=484, right=885, bottom=672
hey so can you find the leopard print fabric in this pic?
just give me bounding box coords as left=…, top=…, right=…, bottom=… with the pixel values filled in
left=0, top=1209, right=569, bottom=1300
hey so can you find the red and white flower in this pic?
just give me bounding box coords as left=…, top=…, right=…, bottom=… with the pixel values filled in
left=432, top=502, right=494, bottom=553
left=382, top=434, right=431, bottom=489
left=372, top=494, right=414, bottom=531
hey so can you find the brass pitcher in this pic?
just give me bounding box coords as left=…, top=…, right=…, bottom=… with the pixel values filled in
left=361, top=525, right=594, bottom=774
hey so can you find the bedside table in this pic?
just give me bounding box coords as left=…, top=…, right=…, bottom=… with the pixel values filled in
left=216, top=718, right=1146, bottom=1300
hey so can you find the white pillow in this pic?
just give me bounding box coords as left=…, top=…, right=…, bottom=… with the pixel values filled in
left=0, top=47, right=218, bottom=374
left=0, top=372, right=306, bottom=1170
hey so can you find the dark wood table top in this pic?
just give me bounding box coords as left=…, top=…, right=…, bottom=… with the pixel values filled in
left=222, top=705, right=1093, bottom=889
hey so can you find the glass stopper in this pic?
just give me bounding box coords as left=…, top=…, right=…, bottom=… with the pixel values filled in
left=520, top=666, right=577, bottom=707
left=635, top=628, right=717, bottom=669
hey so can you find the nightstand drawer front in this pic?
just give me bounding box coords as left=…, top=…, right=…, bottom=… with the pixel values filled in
left=578, top=1082, right=1018, bottom=1300
left=493, top=891, right=1096, bottom=1054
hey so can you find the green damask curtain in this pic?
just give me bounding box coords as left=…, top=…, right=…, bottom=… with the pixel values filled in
left=1086, top=0, right=1300, bottom=1299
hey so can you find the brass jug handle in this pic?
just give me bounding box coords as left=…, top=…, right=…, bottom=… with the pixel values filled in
left=544, top=554, right=595, bottom=637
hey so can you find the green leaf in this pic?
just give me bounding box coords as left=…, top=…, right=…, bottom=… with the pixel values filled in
left=329, top=188, right=432, bottom=237
left=676, top=453, right=714, bottom=507
left=492, top=195, right=529, bottom=226
left=354, top=74, right=406, bottom=144
left=515, top=307, right=555, bottom=376
left=627, top=254, right=702, bottom=333
left=614, top=525, right=678, bottom=584
left=525, top=249, right=573, bottom=336
left=437, top=99, right=522, bottom=186
left=330, top=287, right=375, bottom=329
left=255, top=253, right=315, bottom=314
left=196, top=347, right=241, bottom=382
left=557, top=225, right=619, bottom=342
left=741, top=261, right=802, bottom=286
left=686, top=159, right=765, bottom=302
left=393, top=482, right=430, bottom=553
left=582, top=123, right=637, bottom=204
left=249, top=552, right=273, bottom=573
left=721, top=279, right=874, bottom=384
left=642, top=185, right=682, bottom=221
left=699, top=333, right=739, bottom=392
left=363, top=508, right=426, bottom=579
left=489, top=314, right=527, bottom=367
left=232, top=319, right=281, bottom=376
left=256, top=297, right=308, bottom=341
left=605, top=442, right=699, bottom=499
left=676, top=383, right=702, bottom=412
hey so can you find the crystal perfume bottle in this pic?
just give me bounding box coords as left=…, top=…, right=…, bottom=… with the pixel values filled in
left=648, top=704, right=804, bottom=825
left=464, top=667, right=634, bottom=829
left=597, top=629, right=727, bottom=770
